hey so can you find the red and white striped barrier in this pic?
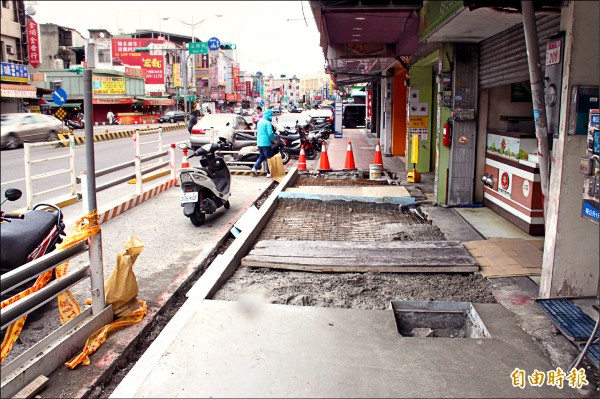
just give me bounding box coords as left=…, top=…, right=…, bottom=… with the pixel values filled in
left=98, top=178, right=177, bottom=225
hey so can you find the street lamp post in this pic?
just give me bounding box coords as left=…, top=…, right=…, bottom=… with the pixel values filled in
left=163, top=14, right=222, bottom=116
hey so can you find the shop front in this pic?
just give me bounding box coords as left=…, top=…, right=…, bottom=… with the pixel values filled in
left=92, top=97, right=135, bottom=125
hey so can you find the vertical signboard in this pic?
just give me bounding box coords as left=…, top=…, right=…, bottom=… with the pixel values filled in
left=27, top=18, right=41, bottom=68
left=112, top=38, right=165, bottom=84
left=173, top=63, right=181, bottom=87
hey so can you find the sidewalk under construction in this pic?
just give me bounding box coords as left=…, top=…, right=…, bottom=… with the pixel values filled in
left=27, top=128, right=596, bottom=398
left=108, top=130, right=594, bottom=398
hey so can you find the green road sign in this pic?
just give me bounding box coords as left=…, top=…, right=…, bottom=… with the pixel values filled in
left=188, top=42, right=208, bottom=54
left=186, top=95, right=196, bottom=102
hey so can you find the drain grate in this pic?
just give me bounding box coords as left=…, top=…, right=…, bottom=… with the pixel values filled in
left=535, top=298, right=599, bottom=342
left=578, top=343, right=599, bottom=368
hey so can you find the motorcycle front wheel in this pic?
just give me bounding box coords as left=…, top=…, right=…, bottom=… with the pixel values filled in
left=280, top=148, right=291, bottom=164
left=305, top=147, right=318, bottom=160
left=190, top=202, right=206, bottom=226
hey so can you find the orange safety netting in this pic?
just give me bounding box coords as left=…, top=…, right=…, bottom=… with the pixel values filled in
left=65, top=300, right=147, bottom=369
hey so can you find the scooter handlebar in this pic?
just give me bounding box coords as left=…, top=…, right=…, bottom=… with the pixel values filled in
left=1, top=211, right=24, bottom=220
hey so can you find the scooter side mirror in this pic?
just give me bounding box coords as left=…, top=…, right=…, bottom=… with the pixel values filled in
left=4, top=188, right=22, bottom=201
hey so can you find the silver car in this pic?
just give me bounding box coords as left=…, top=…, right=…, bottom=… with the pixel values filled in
left=1, top=113, right=63, bottom=150
left=190, top=113, right=252, bottom=150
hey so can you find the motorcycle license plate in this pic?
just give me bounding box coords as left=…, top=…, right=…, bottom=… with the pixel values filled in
left=180, top=192, right=198, bottom=204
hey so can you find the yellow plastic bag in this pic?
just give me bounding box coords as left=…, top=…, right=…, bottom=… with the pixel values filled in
left=267, top=153, right=286, bottom=182
left=104, top=235, right=143, bottom=317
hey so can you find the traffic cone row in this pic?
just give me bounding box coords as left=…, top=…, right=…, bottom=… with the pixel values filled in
left=301, top=140, right=383, bottom=172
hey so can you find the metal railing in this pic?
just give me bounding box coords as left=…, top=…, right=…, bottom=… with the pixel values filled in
left=0, top=235, right=113, bottom=398
left=23, top=136, right=77, bottom=210
left=78, top=128, right=176, bottom=211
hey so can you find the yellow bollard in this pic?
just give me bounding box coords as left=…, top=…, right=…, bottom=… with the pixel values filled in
left=406, top=134, right=421, bottom=183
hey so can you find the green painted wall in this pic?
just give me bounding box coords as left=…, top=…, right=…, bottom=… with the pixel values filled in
left=435, top=44, right=453, bottom=205
left=407, top=66, right=432, bottom=173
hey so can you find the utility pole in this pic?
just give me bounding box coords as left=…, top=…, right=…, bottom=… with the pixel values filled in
left=522, top=1, right=551, bottom=223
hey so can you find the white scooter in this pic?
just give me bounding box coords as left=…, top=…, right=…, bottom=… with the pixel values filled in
left=177, top=138, right=231, bottom=226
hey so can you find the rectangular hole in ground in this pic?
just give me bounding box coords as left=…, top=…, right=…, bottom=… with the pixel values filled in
left=391, top=301, right=491, bottom=339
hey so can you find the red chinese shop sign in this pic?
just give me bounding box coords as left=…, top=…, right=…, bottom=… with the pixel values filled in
left=27, top=18, right=41, bottom=68
left=112, top=39, right=164, bottom=84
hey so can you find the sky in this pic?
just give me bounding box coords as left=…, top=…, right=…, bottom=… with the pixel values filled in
left=27, top=0, right=326, bottom=77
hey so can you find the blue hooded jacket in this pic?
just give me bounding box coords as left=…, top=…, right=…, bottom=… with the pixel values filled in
left=256, top=108, right=275, bottom=147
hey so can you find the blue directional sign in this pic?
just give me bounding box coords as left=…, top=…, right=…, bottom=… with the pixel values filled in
left=52, top=87, right=67, bottom=106
left=260, top=100, right=265, bottom=107
left=207, top=37, right=221, bottom=51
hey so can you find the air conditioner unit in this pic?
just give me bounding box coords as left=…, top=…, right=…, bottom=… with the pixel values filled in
left=6, top=46, right=15, bottom=55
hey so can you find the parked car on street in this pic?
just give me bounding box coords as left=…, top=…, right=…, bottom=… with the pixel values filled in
left=308, top=109, right=334, bottom=125
left=158, top=111, right=186, bottom=123
left=271, top=106, right=281, bottom=115
left=342, top=104, right=366, bottom=128
left=1, top=113, right=63, bottom=150
left=189, top=113, right=252, bottom=150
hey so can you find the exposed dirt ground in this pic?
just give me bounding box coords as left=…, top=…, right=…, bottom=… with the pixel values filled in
left=212, top=268, right=497, bottom=308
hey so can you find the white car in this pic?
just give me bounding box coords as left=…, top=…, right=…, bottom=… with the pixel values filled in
left=189, top=113, right=252, bottom=150
left=1, top=113, right=63, bottom=150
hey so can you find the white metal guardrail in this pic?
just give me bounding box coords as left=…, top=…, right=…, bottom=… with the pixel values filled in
left=79, top=128, right=176, bottom=211
left=23, top=136, right=77, bottom=210
left=0, top=235, right=113, bottom=398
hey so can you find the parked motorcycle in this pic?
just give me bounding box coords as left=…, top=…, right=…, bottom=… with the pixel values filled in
left=276, top=123, right=319, bottom=160
left=177, top=138, right=231, bottom=227
left=0, top=188, right=66, bottom=277
left=233, top=135, right=291, bottom=165
left=66, top=118, right=85, bottom=130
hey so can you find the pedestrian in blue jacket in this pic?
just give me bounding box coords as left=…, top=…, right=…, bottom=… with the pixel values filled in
left=251, top=108, right=276, bottom=177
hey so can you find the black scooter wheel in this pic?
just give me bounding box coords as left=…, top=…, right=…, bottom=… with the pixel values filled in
left=305, top=148, right=318, bottom=160
left=190, top=203, right=206, bottom=226
left=280, top=148, right=291, bottom=164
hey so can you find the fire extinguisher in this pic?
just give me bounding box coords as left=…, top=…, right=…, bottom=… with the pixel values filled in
left=443, top=120, right=452, bottom=147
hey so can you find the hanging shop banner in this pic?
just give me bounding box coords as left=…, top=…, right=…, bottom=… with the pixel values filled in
left=92, top=76, right=126, bottom=95
left=173, top=63, right=181, bottom=87
left=246, top=81, right=251, bottom=96
left=144, top=99, right=174, bottom=106
left=125, top=67, right=144, bottom=78
left=1, top=63, right=29, bottom=83
left=26, top=18, right=41, bottom=68
left=92, top=97, right=134, bottom=105
left=30, top=72, right=46, bottom=82
left=112, top=39, right=165, bottom=84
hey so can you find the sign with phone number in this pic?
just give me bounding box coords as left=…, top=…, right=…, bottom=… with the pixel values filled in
left=582, top=200, right=599, bottom=222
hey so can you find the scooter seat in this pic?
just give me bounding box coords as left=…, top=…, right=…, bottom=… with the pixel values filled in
left=234, top=132, right=257, bottom=141
left=0, top=209, right=58, bottom=273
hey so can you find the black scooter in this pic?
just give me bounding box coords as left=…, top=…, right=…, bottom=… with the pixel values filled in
left=1, top=189, right=66, bottom=288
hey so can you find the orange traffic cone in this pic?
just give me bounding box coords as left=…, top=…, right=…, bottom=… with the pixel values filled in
left=343, top=141, right=356, bottom=170
left=318, top=141, right=331, bottom=172
left=181, top=148, right=190, bottom=168
left=298, top=144, right=307, bottom=171
left=373, top=141, right=383, bottom=167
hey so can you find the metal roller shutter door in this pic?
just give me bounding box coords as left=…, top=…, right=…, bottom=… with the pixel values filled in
left=479, top=15, right=561, bottom=89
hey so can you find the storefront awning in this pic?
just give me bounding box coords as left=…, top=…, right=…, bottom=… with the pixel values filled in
left=1, top=83, right=37, bottom=99
left=92, top=97, right=134, bottom=105
left=45, top=101, right=83, bottom=108
left=136, top=97, right=175, bottom=106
